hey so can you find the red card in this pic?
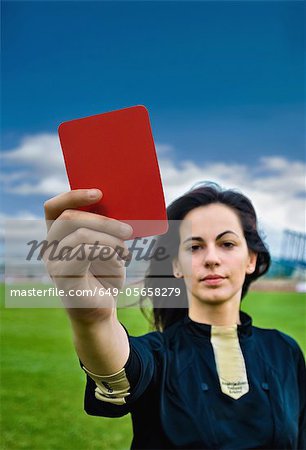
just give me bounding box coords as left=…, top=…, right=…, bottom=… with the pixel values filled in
left=58, top=105, right=168, bottom=238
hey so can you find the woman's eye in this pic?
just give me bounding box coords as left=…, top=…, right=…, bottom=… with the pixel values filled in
left=190, top=245, right=201, bottom=252
left=222, top=242, right=235, bottom=248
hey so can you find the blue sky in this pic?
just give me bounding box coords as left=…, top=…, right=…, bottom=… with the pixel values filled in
left=1, top=1, right=305, bottom=257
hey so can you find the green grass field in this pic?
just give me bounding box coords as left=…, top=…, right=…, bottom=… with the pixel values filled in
left=1, top=284, right=305, bottom=450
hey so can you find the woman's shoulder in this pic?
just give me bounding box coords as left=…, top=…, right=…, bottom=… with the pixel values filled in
left=252, top=324, right=304, bottom=362
left=253, top=324, right=299, bottom=345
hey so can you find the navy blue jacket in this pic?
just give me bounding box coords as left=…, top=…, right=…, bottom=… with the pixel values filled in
left=83, top=311, right=306, bottom=449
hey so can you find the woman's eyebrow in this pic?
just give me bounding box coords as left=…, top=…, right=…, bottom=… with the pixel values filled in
left=182, top=230, right=240, bottom=244
left=216, top=230, right=240, bottom=240
left=182, top=236, right=204, bottom=244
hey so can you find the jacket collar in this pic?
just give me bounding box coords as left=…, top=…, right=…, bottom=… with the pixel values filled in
left=183, top=310, right=253, bottom=340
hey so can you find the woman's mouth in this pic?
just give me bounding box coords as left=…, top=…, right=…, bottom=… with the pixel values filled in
left=200, top=275, right=226, bottom=286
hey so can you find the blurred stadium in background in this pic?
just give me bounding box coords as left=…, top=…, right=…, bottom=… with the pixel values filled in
left=2, top=228, right=305, bottom=292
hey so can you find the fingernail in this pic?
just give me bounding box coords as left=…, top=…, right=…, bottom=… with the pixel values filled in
left=88, top=189, right=100, bottom=199
left=121, top=223, right=133, bottom=238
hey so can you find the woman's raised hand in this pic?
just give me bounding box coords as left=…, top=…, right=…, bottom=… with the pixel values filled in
left=43, top=189, right=133, bottom=316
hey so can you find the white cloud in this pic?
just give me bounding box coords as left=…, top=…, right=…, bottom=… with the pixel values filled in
left=0, top=212, right=41, bottom=220
left=1, top=171, right=32, bottom=183
left=2, top=134, right=68, bottom=196
left=2, top=134, right=64, bottom=171
left=155, top=144, right=175, bottom=155
left=2, top=132, right=305, bottom=257
left=259, top=156, right=300, bottom=172
left=6, top=177, right=69, bottom=196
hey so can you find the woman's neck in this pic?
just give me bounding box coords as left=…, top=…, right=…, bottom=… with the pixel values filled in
left=188, top=295, right=241, bottom=326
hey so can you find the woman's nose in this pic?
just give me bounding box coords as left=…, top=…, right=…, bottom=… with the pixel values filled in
left=203, top=246, right=221, bottom=268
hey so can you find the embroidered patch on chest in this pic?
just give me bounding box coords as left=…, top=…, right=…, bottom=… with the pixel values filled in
left=211, top=325, right=249, bottom=400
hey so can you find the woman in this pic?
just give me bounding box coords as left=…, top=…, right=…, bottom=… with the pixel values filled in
left=43, top=183, right=305, bottom=449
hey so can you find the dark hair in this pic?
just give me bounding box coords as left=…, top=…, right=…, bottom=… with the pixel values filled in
left=140, top=182, right=271, bottom=331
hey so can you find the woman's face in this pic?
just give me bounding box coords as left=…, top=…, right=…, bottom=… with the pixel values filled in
left=173, top=203, right=257, bottom=307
